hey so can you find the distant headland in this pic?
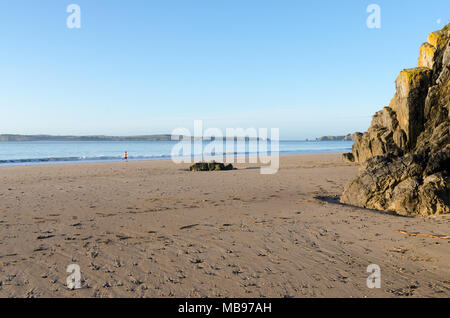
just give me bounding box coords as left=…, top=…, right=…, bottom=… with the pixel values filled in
left=315, top=134, right=354, bottom=142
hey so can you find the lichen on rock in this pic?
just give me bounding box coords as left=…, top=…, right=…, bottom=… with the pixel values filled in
left=418, top=42, right=436, bottom=69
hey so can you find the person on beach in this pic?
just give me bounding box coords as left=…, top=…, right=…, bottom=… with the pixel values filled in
left=123, top=151, right=128, bottom=161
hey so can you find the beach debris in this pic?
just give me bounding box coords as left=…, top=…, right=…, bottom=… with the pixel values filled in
left=33, top=246, right=48, bottom=252
left=190, top=258, right=203, bottom=264
left=393, top=229, right=450, bottom=239
left=116, top=233, right=132, bottom=240
left=90, top=262, right=101, bottom=271
left=0, top=253, right=18, bottom=258
left=388, top=285, right=418, bottom=297
left=189, top=161, right=233, bottom=171
left=389, top=247, right=408, bottom=254
left=36, top=234, right=55, bottom=240
left=179, top=224, right=199, bottom=230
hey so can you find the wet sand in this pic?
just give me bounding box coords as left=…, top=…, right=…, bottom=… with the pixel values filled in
left=0, top=153, right=449, bottom=298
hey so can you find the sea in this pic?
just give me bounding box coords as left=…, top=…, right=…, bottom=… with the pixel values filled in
left=0, top=140, right=353, bottom=166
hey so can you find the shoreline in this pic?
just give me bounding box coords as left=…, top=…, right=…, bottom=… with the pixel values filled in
left=0, top=150, right=351, bottom=168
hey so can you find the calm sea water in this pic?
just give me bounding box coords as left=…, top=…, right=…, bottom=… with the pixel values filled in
left=0, top=140, right=353, bottom=166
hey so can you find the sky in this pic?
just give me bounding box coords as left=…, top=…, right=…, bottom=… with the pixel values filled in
left=0, top=0, right=449, bottom=140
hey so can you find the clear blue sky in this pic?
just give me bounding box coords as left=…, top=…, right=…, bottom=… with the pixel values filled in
left=0, top=0, right=448, bottom=139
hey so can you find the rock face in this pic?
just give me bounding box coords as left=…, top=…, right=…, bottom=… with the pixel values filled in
left=341, top=24, right=450, bottom=216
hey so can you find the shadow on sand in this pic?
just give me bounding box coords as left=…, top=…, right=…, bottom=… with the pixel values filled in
left=313, top=195, right=410, bottom=218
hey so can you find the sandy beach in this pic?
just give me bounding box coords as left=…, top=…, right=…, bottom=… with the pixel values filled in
left=0, top=153, right=448, bottom=298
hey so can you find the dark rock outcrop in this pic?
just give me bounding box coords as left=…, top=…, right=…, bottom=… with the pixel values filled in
left=341, top=24, right=450, bottom=216
left=342, top=152, right=355, bottom=163
left=190, top=161, right=234, bottom=171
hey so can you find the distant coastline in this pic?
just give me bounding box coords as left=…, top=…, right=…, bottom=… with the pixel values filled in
left=0, top=134, right=355, bottom=142
left=315, top=134, right=354, bottom=142
left=0, top=134, right=267, bottom=142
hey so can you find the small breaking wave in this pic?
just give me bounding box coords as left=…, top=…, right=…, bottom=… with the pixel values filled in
left=0, top=154, right=172, bottom=165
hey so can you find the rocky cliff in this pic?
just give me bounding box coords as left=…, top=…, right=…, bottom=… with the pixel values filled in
left=341, top=24, right=450, bottom=216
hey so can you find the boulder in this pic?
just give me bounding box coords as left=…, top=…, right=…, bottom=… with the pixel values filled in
left=190, top=161, right=234, bottom=171
left=341, top=24, right=450, bottom=216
